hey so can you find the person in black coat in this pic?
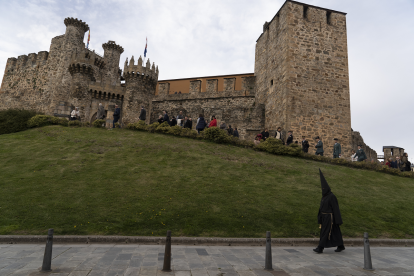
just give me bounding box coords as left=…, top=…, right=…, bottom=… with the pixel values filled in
left=302, top=136, right=310, bottom=153
left=112, top=105, right=121, bottom=128
left=233, top=128, right=239, bottom=138
left=261, top=128, right=270, bottom=141
left=139, top=106, right=146, bottom=121
left=196, top=114, right=207, bottom=133
left=314, top=169, right=345, bottom=254
left=286, top=131, right=293, bottom=145
left=157, top=115, right=164, bottom=124
left=163, top=110, right=170, bottom=125
left=170, top=117, right=177, bottom=126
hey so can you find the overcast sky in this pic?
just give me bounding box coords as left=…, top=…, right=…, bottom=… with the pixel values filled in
left=0, top=0, right=413, bottom=161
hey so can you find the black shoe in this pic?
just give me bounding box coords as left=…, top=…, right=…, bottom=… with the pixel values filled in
left=335, top=245, right=345, bottom=252
left=313, top=247, right=323, bottom=254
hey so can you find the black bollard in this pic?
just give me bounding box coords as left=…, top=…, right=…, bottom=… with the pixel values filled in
left=363, top=232, right=374, bottom=271
left=264, top=231, right=273, bottom=271
left=162, top=230, right=172, bottom=272
left=41, top=228, right=54, bottom=272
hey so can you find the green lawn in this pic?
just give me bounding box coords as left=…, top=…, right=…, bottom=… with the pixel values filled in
left=0, top=126, right=413, bottom=238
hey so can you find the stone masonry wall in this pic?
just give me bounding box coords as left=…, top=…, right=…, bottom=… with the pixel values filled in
left=151, top=91, right=264, bottom=140
left=255, top=1, right=353, bottom=157
left=352, top=131, right=378, bottom=161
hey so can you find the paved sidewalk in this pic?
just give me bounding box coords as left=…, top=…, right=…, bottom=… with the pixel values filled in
left=0, top=244, right=413, bottom=276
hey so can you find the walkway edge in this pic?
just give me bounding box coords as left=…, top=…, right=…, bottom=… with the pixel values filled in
left=1, top=236, right=413, bottom=247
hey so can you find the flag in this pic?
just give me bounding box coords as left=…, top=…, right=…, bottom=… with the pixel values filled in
left=144, top=37, right=147, bottom=58
left=86, top=30, right=90, bottom=49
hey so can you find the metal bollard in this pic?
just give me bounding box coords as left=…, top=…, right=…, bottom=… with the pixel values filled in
left=264, top=231, right=273, bottom=271
left=41, top=228, right=54, bottom=271
left=162, top=230, right=172, bottom=272
left=363, top=232, right=374, bottom=271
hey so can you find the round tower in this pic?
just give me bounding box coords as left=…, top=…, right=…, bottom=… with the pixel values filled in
left=68, top=51, right=95, bottom=122
left=63, top=17, right=89, bottom=47
left=102, top=41, right=124, bottom=86
left=123, top=56, right=159, bottom=124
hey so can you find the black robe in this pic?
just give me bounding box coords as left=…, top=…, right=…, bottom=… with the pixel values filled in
left=318, top=192, right=344, bottom=248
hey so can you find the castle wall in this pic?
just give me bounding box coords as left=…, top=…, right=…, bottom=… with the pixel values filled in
left=151, top=90, right=264, bottom=140
left=351, top=131, right=378, bottom=161
left=0, top=52, right=51, bottom=113
left=255, top=1, right=352, bottom=156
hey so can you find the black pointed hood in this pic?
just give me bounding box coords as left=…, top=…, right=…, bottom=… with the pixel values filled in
left=319, top=169, right=331, bottom=196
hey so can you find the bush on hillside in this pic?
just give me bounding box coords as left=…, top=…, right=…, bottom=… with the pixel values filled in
left=82, top=121, right=90, bottom=127
left=93, top=119, right=106, bottom=128
left=147, top=122, right=160, bottom=133
left=51, top=117, right=69, bottom=127
left=27, top=115, right=54, bottom=128
left=0, top=109, right=40, bottom=135
left=256, top=138, right=302, bottom=156
left=167, top=126, right=183, bottom=136
left=155, top=122, right=170, bottom=133
left=180, top=128, right=198, bottom=139
left=68, top=120, right=81, bottom=127
left=203, top=127, right=232, bottom=144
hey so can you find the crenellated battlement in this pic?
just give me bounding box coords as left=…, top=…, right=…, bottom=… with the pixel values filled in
left=64, top=17, right=89, bottom=33
left=69, top=49, right=105, bottom=70
left=123, top=55, right=158, bottom=82
left=5, top=51, right=49, bottom=72
left=102, top=41, right=124, bottom=54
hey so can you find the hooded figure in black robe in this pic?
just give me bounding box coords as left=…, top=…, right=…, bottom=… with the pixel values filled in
left=313, top=169, right=345, bottom=253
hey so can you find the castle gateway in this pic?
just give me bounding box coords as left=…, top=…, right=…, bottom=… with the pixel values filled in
left=0, top=0, right=376, bottom=158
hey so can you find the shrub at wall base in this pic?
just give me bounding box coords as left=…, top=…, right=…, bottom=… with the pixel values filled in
left=92, top=119, right=106, bottom=128
left=0, top=109, right=39, bottom=135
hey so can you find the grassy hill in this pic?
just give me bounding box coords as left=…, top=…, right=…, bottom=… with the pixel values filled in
left=0, top=125, right=413, bottom=238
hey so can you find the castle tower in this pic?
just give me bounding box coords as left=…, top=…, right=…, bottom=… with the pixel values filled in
left=102, top=41, right=124, bottom=86
left=255, top=0, right=352, bottom=156
left=68, top=51, right=95, bottom=121
left=123, top=56, right=159, bottom=124
left=47, top=18, right=90, bottom=114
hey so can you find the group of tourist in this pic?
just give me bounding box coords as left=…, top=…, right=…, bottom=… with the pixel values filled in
left=254, top=129, right=370, bottom=162
left=156, top=111, right=240, bottom=138
left=384, top=153, right=411, bottom=172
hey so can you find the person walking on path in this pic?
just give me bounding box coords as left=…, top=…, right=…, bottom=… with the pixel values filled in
left=286, top=131, right=293, bottom=146
left=315, top=136, right=324, bottom=156
left=196, top=114, right=207, bottom=133
left=163, top=110, right=170, bottom=125
left=176, top=111, right=184, bottom=126
left=313, top=169, right=345, bottom=254
left=112, top=105, right=121, bottom=128
left=220, top=121, right=226, bottom=130
left=274, top=127, right=283, bottom=143
left=392, top=156, right=401, bottom=169
left=401, top=153, right=410, bottom=172
left=71, top=107, right=80, bottom=121
left=227, top=125, right=233, bottom=136
left=139, top=106, right=146, bottom=121
left=333, top=138, right=341, bottom=158
left=233, top=127, right=239, bottom=138
left=385, top=157, right=392, bottom=168
left=158, top=115, right=164, bottom=124
left=209, top=116, right=217, bottom=128
left=97, top=103, right=105, bottom=120
left=350, top=150, right=358, bottom=162
left=170, top=116, right=177, bottom=126
left=261, top=128, right=270, bottom=141
left=356, top=144, right=367, bottom=162
left=302, top=136, right=309, bottom=153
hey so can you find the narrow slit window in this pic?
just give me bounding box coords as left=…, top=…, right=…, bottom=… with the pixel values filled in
left=270, top=80, right=274, bottom=86
left=326, top=11, right=332, bottom=25
left=303, top=6, right=309, bottom=19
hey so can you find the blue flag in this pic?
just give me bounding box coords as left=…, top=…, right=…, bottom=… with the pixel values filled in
left=144, top=37, right=147, bottom=58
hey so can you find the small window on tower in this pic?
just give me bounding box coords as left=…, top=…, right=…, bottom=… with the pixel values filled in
left=270, top=80, right=274, bottom=86
left=327, top=11, right=332, bottom=25
left=303, top=6, right=309, bottom=19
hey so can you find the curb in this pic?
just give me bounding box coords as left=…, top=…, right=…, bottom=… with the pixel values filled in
left=1, top=236, right=413, bottom=247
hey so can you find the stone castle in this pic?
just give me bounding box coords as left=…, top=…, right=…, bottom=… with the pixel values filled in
left=0, top=0, right=376, bottom=158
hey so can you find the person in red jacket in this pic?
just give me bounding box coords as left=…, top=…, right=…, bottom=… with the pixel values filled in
left=208, top=116, right=217, bottom=128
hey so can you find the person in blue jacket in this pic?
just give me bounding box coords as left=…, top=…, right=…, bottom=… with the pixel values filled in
left=163, top=110, right=170, bottom=125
